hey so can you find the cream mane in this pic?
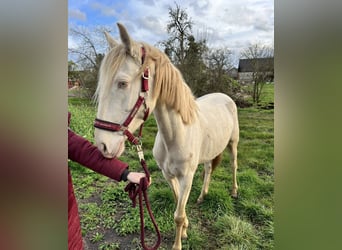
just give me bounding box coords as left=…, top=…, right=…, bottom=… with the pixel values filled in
left=142, top=43, right=198, bottom=124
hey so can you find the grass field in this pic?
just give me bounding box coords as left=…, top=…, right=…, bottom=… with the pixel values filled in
left=68, top=85, right=274, bottom=249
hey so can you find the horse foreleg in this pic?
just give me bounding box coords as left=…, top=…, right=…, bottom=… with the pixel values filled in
left=169, top=178, right=180, bottom=201
left=197, top=161, right=212, bottom=204
left=172, top=174, right=194, bottom=250
left=228, top=140, right=239, bottom=198
left=161, top=170, right=180, bottom=201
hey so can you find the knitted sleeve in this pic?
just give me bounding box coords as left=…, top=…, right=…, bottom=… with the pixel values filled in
left=68, top=128, right=129, bottom=182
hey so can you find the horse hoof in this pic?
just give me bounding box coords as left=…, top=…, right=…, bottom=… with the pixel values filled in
left=231, top=193, right=238, bottom=199
left=196, top=198, right=203, bottom=204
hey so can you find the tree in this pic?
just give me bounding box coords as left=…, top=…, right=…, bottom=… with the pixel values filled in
left=68, top=26, right=109, bottom=97
left=205, top=47, right=234, bottom=94
left=241, top=43, right=274, bottom=104
left=160, top=3, right=209, bottom=96
left=68, top=60, right=79, bottom=80
left=181, top=35, right=208, bottom=95
left=163, top=2, right=193, bottom=65
left=68, top=60, right=80, bottom=87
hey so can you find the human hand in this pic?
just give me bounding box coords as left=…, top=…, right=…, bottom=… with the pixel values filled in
left=127, top=172, right=152, bottom=186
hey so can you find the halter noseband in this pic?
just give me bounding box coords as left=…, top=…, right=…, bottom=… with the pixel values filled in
left=94, top=47, right=150, bottom=145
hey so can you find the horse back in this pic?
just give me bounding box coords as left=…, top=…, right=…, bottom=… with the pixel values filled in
left=196, top=93, right=238, bottom=125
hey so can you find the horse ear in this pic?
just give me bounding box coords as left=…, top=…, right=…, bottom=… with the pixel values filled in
left=104, top=31, right=118, bottom=49
left=117, top=23, right=133, bottom=56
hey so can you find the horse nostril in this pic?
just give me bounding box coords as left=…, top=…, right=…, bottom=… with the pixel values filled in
left=101, top=143, right=107, bottom=153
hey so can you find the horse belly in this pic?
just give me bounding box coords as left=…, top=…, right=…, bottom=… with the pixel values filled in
left=199, top=125, right=232, bottom=163
left=197, top=95, right=235, bottom=162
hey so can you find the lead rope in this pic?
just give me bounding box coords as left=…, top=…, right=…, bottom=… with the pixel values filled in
left=124, top=144, right=161, bottom=250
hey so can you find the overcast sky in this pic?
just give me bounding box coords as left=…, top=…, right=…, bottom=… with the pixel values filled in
left=68, top=0, right=274, bottom=66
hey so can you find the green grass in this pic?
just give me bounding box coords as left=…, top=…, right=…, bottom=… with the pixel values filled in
left=260, top=83, right=274, bottom=105
left=68, top=89, right=274, bottom=249
left=68, top=87, right=92, bottom=99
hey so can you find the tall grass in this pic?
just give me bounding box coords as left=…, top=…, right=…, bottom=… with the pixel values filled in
left=68, top=85, right=274, bottom=249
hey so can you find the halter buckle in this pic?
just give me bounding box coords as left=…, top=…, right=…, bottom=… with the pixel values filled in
left=136, top=144, right=145, bottom=161
left=142, top=67, right=150, bottom=80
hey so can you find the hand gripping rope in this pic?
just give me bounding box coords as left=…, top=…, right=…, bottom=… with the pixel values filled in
left=124, top=143, right=161, bottom=250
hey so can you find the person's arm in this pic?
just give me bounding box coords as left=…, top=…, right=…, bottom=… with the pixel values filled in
left=68, top=128, right=128, bottom=182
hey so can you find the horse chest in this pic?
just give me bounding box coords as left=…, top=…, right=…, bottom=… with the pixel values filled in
left=153, top=140, right=197, bottom=177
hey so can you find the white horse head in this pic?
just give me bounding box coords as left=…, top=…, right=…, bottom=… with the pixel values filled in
left=94, top=24, right=156, bottom=158
left=94, top=23, right=196, bottom=158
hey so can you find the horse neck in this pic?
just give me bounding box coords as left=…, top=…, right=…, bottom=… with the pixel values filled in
left=153, top=102, right=186, bottom=144
left=150, top=56, right=197, bottom=143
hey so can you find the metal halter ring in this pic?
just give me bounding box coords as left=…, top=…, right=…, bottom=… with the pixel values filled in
left=142, top=67, right=150, bottom=80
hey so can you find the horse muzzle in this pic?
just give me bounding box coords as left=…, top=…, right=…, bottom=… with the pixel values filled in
left=94, top=129, right=125, bottom=158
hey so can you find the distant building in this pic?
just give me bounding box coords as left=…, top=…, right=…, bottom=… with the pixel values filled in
left=238, top=58, right=274, bottom=84
left=68, top=78, right=81, bottom=89
left=227, top=67, right=238, bottom=80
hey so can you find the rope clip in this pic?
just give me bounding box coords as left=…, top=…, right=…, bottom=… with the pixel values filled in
left=136, top=144, right=145, bottom=161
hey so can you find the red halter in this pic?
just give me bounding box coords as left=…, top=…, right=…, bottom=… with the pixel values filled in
left=94, top=47, right=150, bottom=145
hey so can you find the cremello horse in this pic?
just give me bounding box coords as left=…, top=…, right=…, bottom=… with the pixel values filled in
left=94, top=23, right=239, bottom=250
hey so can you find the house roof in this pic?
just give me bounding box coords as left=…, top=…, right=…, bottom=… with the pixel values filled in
left=238, top=58, right=274, bottom=72
left=227, top=67, right=238, bottom=78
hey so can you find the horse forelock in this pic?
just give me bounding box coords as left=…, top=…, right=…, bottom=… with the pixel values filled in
left=94, top=44, right=126, bottom=104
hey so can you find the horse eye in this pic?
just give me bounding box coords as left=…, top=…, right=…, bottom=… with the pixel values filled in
left=118, top=81, right=128, bottom=89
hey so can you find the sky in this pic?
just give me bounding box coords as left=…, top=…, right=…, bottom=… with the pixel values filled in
left=68, top=0, right=274, bottom=66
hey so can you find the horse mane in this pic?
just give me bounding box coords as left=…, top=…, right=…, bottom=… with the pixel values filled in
left=141, top=43, right=198, bottom=124
left=95, top=41, right=198, bottom=124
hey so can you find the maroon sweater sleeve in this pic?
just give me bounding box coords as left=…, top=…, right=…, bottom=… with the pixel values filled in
left=68, top=128, right=128, bottom=182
